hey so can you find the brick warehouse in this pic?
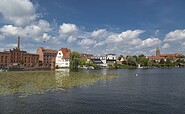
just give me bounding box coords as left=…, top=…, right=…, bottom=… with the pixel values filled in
left=37, top=47, right=58, bottom=67
left=0, top=36, right=39, bottom=68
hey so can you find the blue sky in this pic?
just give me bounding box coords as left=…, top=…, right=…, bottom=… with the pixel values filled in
left=0, top=0, right=185, bottom=56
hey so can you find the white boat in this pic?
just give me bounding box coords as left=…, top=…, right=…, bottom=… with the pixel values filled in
left=0, top=69, right=4, bottom=72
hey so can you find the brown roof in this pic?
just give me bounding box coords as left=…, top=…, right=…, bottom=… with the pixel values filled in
left=60, top=48, right=71, bottom=59
left=147, top=56, right=163, bottom=60
left=80, top=53, right=93, bottom=59
left=160, top=53, right=182, bottom=57
left=40, top=47, right=58, bottom=54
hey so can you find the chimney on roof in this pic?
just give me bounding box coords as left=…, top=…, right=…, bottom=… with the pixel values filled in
left=18, top=36, right=20, bottom=49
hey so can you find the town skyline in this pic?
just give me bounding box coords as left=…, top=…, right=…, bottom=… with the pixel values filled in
left=0, top=0, right=185, bottom=55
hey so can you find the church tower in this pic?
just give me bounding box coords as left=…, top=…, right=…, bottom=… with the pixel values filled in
left=156, top=46, right=160, bottom=57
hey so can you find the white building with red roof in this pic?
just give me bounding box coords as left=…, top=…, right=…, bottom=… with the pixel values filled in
left=55, top=48, right=71, bottom=68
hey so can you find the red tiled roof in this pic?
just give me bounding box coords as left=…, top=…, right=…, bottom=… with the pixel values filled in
left=40, top=47, right=58, bottom=54
left=160, top=53, right=182, bottom=57
left=147, top=56, right=163, bottom=60
left=44, top=49, right=58, bottom=53
left=60, top=48, right=71, bottom=59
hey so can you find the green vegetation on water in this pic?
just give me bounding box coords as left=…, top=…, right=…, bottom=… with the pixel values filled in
left=0, top=70, right=117, bottom=97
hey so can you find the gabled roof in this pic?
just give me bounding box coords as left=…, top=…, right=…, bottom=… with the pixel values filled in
left=60, top=48, right=71, bottom=59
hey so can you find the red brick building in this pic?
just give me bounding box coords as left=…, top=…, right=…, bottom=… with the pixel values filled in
left=0, top=36, right=39, bottom=67
left=37, top=47, right=58, bottom=66
left=147, top=46, right=183, bottom=62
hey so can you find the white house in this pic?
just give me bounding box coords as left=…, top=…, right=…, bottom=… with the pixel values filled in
left=55, top=48, right=71, bottom=68
left=106, top=54, right=116, bottom=65
left=91, top=54, right=116, bottom=66
left=106, top=54, right=116, bottom=60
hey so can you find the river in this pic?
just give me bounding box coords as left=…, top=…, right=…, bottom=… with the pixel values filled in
left=0, top=68, right=185, bottom=114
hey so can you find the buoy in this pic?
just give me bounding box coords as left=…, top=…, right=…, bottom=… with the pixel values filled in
left=135, top=73, right=138, bottom=76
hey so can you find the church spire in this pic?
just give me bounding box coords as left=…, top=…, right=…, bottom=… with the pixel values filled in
left=156, top=45, right=160, bottom=57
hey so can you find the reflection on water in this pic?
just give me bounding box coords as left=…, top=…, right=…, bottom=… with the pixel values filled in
left=55, top=69, right=69, bottom=87
left=0, top=69, right=117, bottom=97
left=1, top=68, right=185, bottom=114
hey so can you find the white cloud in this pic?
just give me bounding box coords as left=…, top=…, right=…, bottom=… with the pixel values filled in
left=137, top=38, right=161, bottom=48
left=0, top=48, right=4, bottom=51
left=154, top=30, right=160, bottom=36
left=59, top=23, right=78, bottom=35
left=181, top=42, right=185, bottom=46
left=91, top=29, right=107, bottom=38
left=6, top=43, right=19, bottom=48
left=39, top=33, right=51, bottom=41
left=119, top=30, right=144, bottom=39
left=78, top=39, right=97, bottom=46
left=0, top=25, right=19, bottom=36
left=0, top=0, right=37, bottom=26
left=164, top=29, right=185, bottom=42
left=94, top=41, right=105, bottom=47
left=0, top=35, right=5, bottom=41
left=105, top=30, right=144, bottom=44
left=0, top=19, right=52, bottom=41
left=149, top=49, right=156, bottom=53
left=106, top=34, right=123, bottom=43
left=67, top=36, right=77, bottom=43
left=162, top=43, right=170, bottom=49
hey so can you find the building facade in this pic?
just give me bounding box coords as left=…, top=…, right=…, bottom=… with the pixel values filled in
left=37, top=47, right=58, bottom=67
left=0, top=36, right=39, bottom=67
left=147, top=46, right=183, bottom=62
left=80, top=53, right=93, bottom=63
left=91, top=54, right=116, bottom=66
left=55, top=48, right=71, bottom=68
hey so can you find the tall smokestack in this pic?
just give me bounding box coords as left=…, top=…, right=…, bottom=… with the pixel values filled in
left=18, top=36, right=20, bottom=49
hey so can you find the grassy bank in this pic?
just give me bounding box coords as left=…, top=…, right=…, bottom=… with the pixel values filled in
left=0, top=70, right=117, bottom=97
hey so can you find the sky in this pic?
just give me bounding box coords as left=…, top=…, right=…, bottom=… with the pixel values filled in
left=0, top=0, right=185, bottom=56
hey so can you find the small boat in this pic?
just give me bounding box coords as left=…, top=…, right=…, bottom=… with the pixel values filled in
left=0, top=69, right=3, bottom=72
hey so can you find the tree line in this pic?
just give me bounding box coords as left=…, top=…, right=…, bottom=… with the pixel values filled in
left=69, top=51, right=185, bottom=69
left=117, top=54, right=185, bottom=68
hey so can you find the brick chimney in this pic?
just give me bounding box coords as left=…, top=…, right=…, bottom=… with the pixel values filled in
left=18, top=36, right=20, bottom=49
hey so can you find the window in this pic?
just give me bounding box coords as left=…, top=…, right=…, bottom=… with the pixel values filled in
left=59, top=53, right=61, bottom=55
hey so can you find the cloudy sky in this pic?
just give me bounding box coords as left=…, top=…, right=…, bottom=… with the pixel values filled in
left=0, top=0, right=185, bottom=56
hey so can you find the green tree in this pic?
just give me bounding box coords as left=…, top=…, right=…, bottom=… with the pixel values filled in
left=70, top=51, right=80, bottom=69
left=137, top=54, right=148, bottom=67
left=138, top=57, right=148, bottom=67
left=79, top=58, right=86, bottom=66
left=165, top=58, right=171, bottom=65
left=159, top=58, right=165, bottom=64
left=118, top=55, right=123, bottom=61
left=114, top=61, right=118, bottom=69
left=138, top=54, right=145, bottom=58
left=127, top=56, right=137, bottom=66
left=132, top=55, right=138, bottom=62
left=147, top=60, right=153, bottom=68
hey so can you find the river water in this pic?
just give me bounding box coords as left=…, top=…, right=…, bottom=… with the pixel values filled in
left=0, top=68, right=185, bottom=114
